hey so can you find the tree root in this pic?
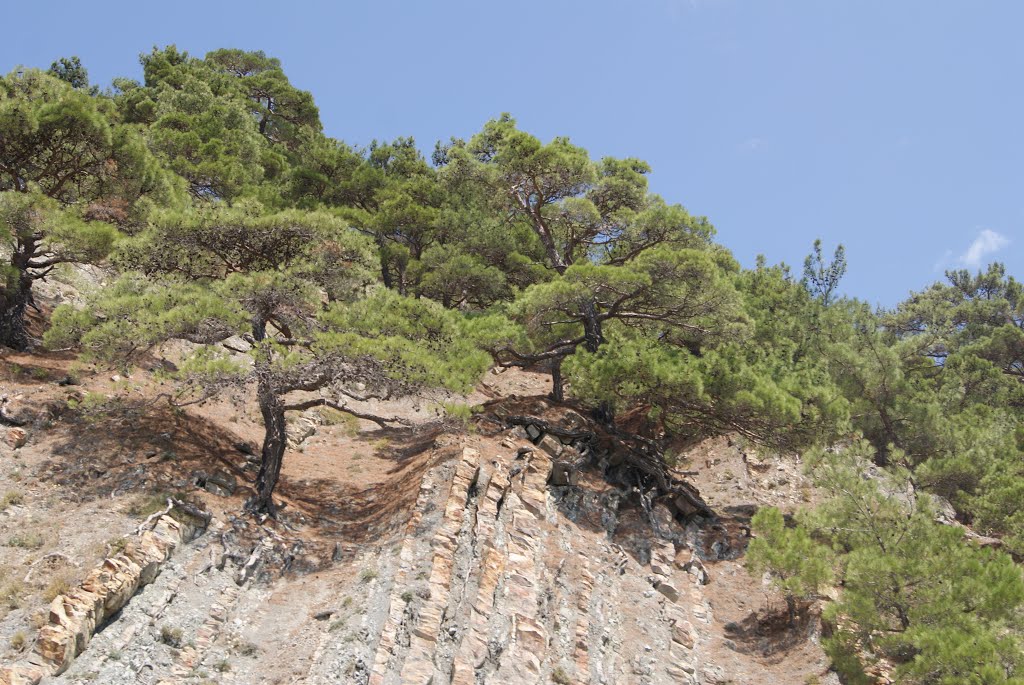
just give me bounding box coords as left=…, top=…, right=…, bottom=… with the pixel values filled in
left=501, top=413, right=714, bottom=519
left=135, top=497, right=212, bottom=536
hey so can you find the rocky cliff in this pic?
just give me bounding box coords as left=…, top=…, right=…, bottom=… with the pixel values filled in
left=0, top=363, right=836, bottom=685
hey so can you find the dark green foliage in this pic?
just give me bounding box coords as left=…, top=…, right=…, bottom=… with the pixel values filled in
left=205, top=48, right=321, bottom=148
left=0, top=69, right=173, bottom=207
left=47, top=56, right=89, bottom=90
left=0, top=190, right=120, bottom=349
left=826, top=265, right=1024, bottom=554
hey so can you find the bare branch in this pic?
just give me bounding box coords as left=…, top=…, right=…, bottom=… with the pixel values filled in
left=281, top=397, right=411, bottom=428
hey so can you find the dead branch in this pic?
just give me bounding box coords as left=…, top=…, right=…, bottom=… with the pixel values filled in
left=281, top=397, right=412, bottom=428
left=134, top=498, right=175, bottom=536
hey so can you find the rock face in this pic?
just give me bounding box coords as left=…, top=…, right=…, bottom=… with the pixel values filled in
left=366, top=440, right=706, bottom=685
left=0, top=515, right=203, bottom=685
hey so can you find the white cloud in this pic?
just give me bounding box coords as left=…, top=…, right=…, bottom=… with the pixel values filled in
left=959, top=229, right=1010, bottom=268
left=932, top=249, right=952, bottom=272
left=736, top=137, right=766, bottom=153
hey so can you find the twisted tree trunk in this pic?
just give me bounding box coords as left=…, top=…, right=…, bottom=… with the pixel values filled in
left=251, top=375, right=287, bottom=516
left=248, top=318, right=288, bottom=516
left=549, top=359, right=564, bottom=402
left=0, top=273, right=33, bottom=351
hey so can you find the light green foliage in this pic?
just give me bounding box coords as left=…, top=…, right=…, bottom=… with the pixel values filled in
left=745, top=507, right=832, bottom=621
left=46, top=274, right=248, bottom=360
left=515, top=247, right=748, bottom=351
left=115, top=46, right=323, bottom=202
left=565, top=330, right=811, bottom=444
left=146, top=74, right=268, bottom=200
left=438, top=402, right=482, bottom=426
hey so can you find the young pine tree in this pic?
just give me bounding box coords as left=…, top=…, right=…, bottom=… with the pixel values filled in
left=745, top=507, right=832, bottom=625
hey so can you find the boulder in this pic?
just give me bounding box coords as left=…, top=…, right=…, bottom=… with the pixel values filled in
left=0, top=664, right=46, bottom=685
left=966, top=531, right=1004, bottom=549
left=929, top=494, right=958, bottom=526
left=194, top=470, right=237, bottom=497
left=511, top=425, right=531, bottom=441
left=650, top=541, right=675, bottom=578
left=671, top=620, right=696, bottom=649
left=538, top=434, right=563, bottom=458
left=686, top=558, right=709, bottom=585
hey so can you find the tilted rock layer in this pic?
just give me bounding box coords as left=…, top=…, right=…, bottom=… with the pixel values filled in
left=0, top=515, right=202, bottom=685
left=366, top=437, right=708, bottom=685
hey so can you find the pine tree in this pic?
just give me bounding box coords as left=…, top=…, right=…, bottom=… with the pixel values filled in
left=745, top=507, right=832, bottom=624
left=46, top=206, right=491, bottom=514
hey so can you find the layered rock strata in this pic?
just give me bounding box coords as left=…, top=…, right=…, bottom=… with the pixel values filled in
left=367, top=439, right=704, bottom=685
left=0, top=515, right=203, bottom=685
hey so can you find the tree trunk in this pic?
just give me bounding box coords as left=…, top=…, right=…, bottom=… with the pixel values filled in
left=250, top=374, right=286, bottom=516
left=581, top=299, right=604, bottom=353
left=550, top=359, right=564, bottom=402
left=397, top=261, right=408, bottom=296
left=379, top=254, right=393, bottom=290
left=0, top=274, right=33, bottom=351
left=247, top=317, right=287, bottom=516
left=581, top=298, right=614, bottom=424
left=874, top=403, right=901, bottom=466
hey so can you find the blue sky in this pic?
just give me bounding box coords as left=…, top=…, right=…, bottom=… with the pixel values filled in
left=4, top=0, right=1021, bottom=306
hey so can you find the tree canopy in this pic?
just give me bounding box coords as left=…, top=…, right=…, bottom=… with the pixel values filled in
left=1, top=47, right=1021, bottom=682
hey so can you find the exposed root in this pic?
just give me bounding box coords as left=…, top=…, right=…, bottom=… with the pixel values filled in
left=499, top=410, right=714, bottom=520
